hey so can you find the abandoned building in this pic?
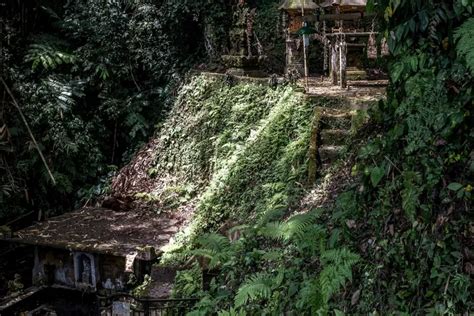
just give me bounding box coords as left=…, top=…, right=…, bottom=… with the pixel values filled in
left=2, top=207, right=180, bottom=290
left=0, top=207, right=186, bottom=314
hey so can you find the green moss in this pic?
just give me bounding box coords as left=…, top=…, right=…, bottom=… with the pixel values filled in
left=351, top=109, right=370, bottom=132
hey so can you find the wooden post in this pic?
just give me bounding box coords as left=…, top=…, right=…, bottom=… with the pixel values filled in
left=323, top=21, right=328, bottom=74
left=301, top=1, right=309, bottom=88
left=143, top=300, right=150, bottom=316
left=339, top=37, right=347, bottom=89
left=303, top=36, right=309, bottom=87
left=330, top=39, right=339, bottom=85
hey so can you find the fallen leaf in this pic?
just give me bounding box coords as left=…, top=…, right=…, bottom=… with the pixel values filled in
left=351, top=289, right=361, bottom=306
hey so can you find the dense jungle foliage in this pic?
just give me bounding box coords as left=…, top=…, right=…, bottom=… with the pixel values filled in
left=0, top=0, right=225, bottom=220
left=1, top=0, right=473, bottom=315
left=0, top=0, right=286, bottom=222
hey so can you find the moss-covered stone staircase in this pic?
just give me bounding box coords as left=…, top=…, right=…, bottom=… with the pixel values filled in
left=319, top=109, right=352, bottom=168
left=305, top=89, right=384, bottom=173
left=318, top=106, right=360, bottom=169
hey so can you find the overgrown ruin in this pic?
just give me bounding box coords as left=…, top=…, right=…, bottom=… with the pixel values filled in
left=1, top=0, right=472, bottom=314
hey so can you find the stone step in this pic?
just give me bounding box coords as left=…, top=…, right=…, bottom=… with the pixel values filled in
left=320, top=129, right=351, bottom=146
left=320, top=111, right=353, bottom=130
left=346, top=98, right=378, bottom=111
left=307, top=97, right=380, bottom=112
left=319, top=145, right=345, bottom=163
left=347, top=69, right=367, bottom=80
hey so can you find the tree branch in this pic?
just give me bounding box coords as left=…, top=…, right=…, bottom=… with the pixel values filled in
left=1, top=76, right=56, bottom=185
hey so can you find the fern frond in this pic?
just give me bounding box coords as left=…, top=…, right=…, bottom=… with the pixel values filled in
left=218, top=308, right=247, bottom=316
left=25, top=43, right=76, bottom=71
left=285, top=212, right=318, bottom=240
left=259, top=210, right=322, bottom=243
left=293, top=224, right=326, bottom=255
left=197, top=233, right=231, bottom=252
left=190, top=233, right=233, bottom=269
left=234, top=272, right=273, bottom=308
left=190, top=248, right=229, bottom=270
left=189, top=248, right=217, bottom=260
left=320, top=248, right=360, bottom=267
left=318, top=248, right=360, bottom=305
left=296, top=279, right=323, bottom=312
left=259, top=221, right=288, bottom=240
left=256, top=207, right=285, bottom=226
left=261, top=250, right=283, bottom=261
left=228, top=224, right=250, bottom=235
left=296, top=250, right=357, bottom=314
left=40, top=6, right=60, bottom=20
left=455, top=17, right=474, bottom=75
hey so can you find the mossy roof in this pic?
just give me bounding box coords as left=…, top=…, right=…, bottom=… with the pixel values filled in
left=2, top=208, right=182, bottom=260
left=279, top=0, right=319, bottom=11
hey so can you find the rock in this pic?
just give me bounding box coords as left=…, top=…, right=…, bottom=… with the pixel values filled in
left=102, top=196, right=133, bottom=212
